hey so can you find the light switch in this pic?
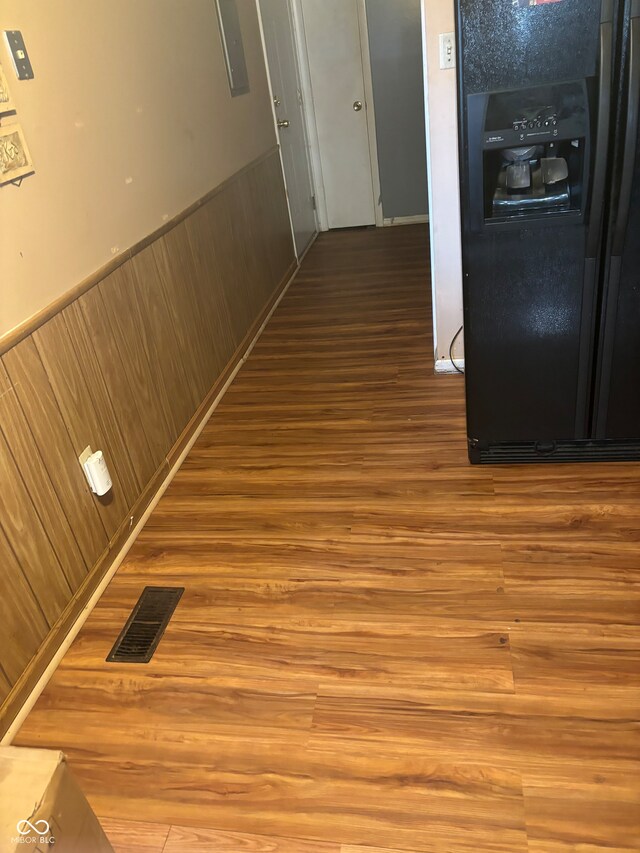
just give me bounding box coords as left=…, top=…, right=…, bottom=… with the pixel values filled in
left=4, top=31, right=34, bottom=80
left=439, top=32, right=456, bottom=70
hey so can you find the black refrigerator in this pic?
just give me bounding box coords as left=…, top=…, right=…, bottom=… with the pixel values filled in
left=456, top=0, right=640, bottom=463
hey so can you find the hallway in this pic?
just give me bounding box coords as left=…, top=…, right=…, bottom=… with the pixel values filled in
left=15, top=225, right=640, bottom=852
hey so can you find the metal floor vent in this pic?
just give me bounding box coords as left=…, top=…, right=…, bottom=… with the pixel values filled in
left=106, top=586, right=184, bottom=663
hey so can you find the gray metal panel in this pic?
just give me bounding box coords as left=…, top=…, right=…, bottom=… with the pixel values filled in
left=4, top=31, right=34, bottom=80
left=216, top=0, right=250, bottom=96
left=365, top=0, right=428, bottom=219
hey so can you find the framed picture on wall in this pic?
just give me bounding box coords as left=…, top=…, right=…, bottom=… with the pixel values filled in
left=0, top=123, right=34, bottom=184
left=215, top=0, right=250, bottom=96
left=0, top=64, right=15, bottom=113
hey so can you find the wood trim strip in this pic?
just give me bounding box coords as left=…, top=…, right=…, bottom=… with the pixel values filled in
left=0, top=147, right=279, bottom=357
left=0, top=255, right=299, bottom=740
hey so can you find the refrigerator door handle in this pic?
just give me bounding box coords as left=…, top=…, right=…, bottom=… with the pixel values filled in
left=593, top=0, right=640, bottom=437
left=612, top=6, right=640, bottom=257
left=576, top=8, right=614, bottom=437
left=586, top=10, right=614, bottom=259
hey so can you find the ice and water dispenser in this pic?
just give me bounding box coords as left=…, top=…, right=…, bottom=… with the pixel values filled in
left=465, top=81, right=590, bottom=229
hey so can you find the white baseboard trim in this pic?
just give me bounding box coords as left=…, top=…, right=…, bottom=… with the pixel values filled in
left=1, top=261, right=301, bottom=746
left=383, top=214, right=429, bottom=227
left=435, top=357, right=465, bottom=375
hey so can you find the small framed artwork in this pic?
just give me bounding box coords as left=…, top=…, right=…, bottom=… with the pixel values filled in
left=0, top=64, right=15, bottom=113
left=0, top=123, right=34, bottom=185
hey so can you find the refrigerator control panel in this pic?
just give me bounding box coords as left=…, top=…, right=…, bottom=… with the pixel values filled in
left=480, top=82, right=587, bottom=149
left=484, top=119, right=577, bottom=147
left=512, top=112, right=558, bottom=132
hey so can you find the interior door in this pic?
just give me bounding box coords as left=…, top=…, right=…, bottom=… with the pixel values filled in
left=260, top=0, right=317, bottom=257
left=301, top=0, right=376, bottom=229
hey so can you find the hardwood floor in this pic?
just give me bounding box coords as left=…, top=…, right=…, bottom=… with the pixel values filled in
left=15, top=225, right=640, bottom=852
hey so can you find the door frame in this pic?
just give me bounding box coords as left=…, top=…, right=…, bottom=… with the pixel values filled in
left=290, top=0, right=384, bottom=230
left=256, top=0, right=319, bottom=258
left=356, top=0, right=384, bottom=228
left=289, top=0, right=329, bottom=231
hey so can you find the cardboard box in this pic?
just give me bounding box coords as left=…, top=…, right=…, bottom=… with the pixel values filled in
left=0, top=746, right=114, bottom=852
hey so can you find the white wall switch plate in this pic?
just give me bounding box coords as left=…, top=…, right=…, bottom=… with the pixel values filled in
left=439, top=32, right=456, bottom=70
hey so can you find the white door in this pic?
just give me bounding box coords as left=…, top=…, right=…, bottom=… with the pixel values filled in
left=300, top=0, right=376, bottom=229
left=260, top=0, right=317, bottom=257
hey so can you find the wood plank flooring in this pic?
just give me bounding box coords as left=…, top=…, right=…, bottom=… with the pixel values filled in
left=15, top=225, right=640, bottom=852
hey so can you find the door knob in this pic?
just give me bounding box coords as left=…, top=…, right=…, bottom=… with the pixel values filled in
left=277, top=119, right=290, bottom=128
left=353, top=100, right=363, bottom=112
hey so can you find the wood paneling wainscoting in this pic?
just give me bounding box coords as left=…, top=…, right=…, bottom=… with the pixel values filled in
left=0, top=147, right=296, bottom=736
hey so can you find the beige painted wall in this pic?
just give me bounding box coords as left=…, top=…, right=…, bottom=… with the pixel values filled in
left=421, top=0, right=464, bottom=365
left=0, top=0, right=276, bottom=338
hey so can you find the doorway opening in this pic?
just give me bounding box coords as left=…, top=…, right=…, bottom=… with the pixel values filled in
left=258, top=0, right=429, bottom=251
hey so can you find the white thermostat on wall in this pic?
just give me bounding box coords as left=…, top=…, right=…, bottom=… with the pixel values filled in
left=79, top=446, right=113, bottom=497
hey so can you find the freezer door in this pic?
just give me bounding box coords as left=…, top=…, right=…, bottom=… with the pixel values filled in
left=457, top=0, right=608, bottom=446
left=593, top=0, right=640, bottom=439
